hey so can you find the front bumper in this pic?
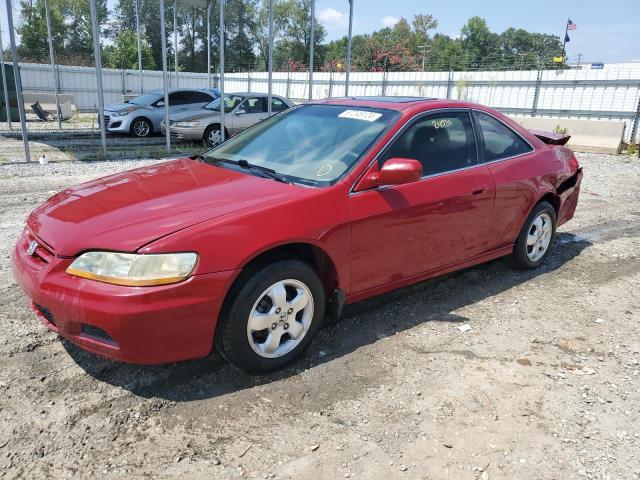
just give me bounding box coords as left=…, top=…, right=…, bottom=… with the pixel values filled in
left=12, top=229, right=238, bottom=364
left=100, top=112, right=132, bottom=133
left=160, top=124, right=205, bottom=142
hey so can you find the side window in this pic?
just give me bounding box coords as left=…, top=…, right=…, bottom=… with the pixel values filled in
left=187, top=91, right=215, bottom=104
left=240, top=97, right=267, bottom=114
left=271, top=98, right=288, bottom=112
left=380, top=111, right=477, bottom=176
left=168, top=92, right=189, bottom=105
left=474, top=111, right=533, bottom=162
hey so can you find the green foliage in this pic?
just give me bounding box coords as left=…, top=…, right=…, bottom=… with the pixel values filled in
left=104, top=30, right=155, bottom=69
left=323, top=13, right=563, bottom=72
left=553, top=125, right=568, bottom=134
left=16, top=1, right=566, bottom=73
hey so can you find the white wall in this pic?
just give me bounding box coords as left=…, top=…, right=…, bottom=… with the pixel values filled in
left=17, top=62, right=640, bottom=142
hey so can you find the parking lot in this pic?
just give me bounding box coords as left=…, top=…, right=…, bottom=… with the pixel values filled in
left=0, top=152, right=638, bottom=479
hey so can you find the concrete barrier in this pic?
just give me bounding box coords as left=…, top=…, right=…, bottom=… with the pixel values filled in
left=509, top=116, right=625, bottom=154
left=22, top=93, right=77, bottom=121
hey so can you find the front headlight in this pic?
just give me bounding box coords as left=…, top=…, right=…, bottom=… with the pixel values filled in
left=66, top=252, right=198, bottom=286
left=174, top=121, right=200, bottom=128
left=113, top=106, right=138, bottom=117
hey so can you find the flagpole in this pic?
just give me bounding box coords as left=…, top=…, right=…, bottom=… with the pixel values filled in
left=561, top=18, right=569, bottom=60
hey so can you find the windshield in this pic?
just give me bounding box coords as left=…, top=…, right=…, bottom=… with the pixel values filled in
left=128, top=92, right=162, bottom=105
left=204, top=104, right=398, bottom=185
left=205, top=95, right=245, bottom=113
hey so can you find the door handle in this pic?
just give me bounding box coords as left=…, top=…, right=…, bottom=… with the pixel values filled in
left=471, top=187, right=486, bottom=196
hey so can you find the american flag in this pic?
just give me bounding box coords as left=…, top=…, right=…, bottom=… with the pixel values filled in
left=567, top=19, right=577, bottom=31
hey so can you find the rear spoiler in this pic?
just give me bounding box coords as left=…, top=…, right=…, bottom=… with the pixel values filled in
left=528, top=129, right=571, bottom=146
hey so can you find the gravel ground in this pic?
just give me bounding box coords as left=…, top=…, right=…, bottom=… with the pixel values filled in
left=0, top=153, right=639, bottom=480
left=0, top=119, right=200, bottom=162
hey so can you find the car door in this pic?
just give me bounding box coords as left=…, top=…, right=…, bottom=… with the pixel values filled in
left=229, top=97, right=268, bottom=135
left=348, top=110, right=496, bottom=294
left=472, top=110, right=538, bottom=249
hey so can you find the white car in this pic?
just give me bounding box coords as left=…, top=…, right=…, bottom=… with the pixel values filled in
left=102, top=88, right=219, bottom=138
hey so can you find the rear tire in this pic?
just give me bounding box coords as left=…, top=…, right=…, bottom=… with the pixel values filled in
left=216, top=259, right=325, bottom=372
left=512, top=201, right=557, bottom=269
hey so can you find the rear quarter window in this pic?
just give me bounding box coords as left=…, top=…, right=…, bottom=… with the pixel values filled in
left=474, top=111, right=533, bottom=162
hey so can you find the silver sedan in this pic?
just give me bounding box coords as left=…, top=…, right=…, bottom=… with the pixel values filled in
left=161, top=93, right=294, bottom=147
left=102, top=88, right=219, bottom=138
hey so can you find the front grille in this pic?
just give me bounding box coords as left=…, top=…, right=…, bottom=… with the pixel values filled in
left=23, top=231, right=55, bottom=267
left=81, top=325, right=115, bottom=344
left=35, top=304, right=56, bottom=325
left=98, top=115, right=110, bottom=128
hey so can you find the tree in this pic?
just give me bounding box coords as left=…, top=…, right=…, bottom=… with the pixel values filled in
left=460, top=16, right=500, bottom=69
left=17, top=0, right=64, bottom=62
left=104, top=30, right=155, bottom=69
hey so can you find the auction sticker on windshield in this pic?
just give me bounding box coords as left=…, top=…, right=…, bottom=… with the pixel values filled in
left=338, top=110, right=383, bottom=122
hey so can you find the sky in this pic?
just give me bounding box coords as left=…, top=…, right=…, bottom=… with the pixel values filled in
left=1, top=0, right=639, bottom=64
left=315, top=0, right=640, bottom=63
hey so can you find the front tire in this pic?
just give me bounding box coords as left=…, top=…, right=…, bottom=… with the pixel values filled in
left=130, top=117, right=152, bottom=138
left=203, top=124, right=224, bottom=147
left=216, top=259, right=325, bottom=372
left=512, top=201, right=557, bottom=269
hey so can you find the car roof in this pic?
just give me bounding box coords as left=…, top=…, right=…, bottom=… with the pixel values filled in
left=147, top=88, right=217, bottom=95
left=312, top=96, right=484, bottom=112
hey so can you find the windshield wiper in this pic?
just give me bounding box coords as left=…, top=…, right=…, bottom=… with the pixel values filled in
left=235, top=159, right=289, bottom=183
left=201, top=157, right=289, bottom=183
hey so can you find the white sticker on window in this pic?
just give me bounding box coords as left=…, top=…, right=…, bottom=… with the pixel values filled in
left=338, top=110, right=382, bottom=122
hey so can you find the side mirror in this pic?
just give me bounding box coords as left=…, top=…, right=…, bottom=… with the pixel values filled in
left=236, top=107, right=246, bottom=115
left=378, top=157, right=423, bottom=186
left=155, top=101, right=165, bottom=108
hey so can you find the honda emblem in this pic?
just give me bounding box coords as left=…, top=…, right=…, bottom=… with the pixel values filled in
left=27, top=240, right=38, bottom=256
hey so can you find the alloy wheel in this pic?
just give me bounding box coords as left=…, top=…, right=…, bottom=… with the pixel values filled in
left=526, top=212, right=553, bottom=262
left=208, top=129, right=222, bottom=147
left=133, top=120, right=150, bottom=137
left=246, top=279, right=314, bottom=359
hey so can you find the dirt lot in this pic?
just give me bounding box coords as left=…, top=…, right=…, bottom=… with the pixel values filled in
left=0, top=153, right=638, bottom=480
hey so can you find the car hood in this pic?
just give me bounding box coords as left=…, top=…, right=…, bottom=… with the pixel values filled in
left=105, top=103, right=146, bottom=112
left=27, top=159, right=300, bottom=256
left=170, top=109, right=219, bottom=122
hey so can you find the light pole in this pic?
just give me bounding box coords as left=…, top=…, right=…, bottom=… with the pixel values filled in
left=4, top=0, right=29, bottom=160
left=135, top=0, right=143, bottom=94
left=89, top=0, right=106, bottom=154
left=207, top=0, right=211, bottom=88
left=308, top=0, right=314, bottom=100
left=0, top=19, right=12, bottom=129
left=174, top=0, right=179, bottom=87
left=419, top=44, right=427, bottom=71
left=219, top=0, right=225, bottom=141
left=44, top=0, right=61, bottom=129
left=267, top=0, right=273, bottom=114
left=159, top=0, right=171, bottom=152
left=345, top=0, right=353, bottom=97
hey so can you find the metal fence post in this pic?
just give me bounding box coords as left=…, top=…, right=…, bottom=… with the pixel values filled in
left=446, top=70, right=453, bottom=99
left=328, top=70, right=333, bottom=98
left=381, top=59, right=388, bottom=96
left=630, top=90, right=640, bottom=144
left=531, top=69, right=543, bottom=116
left=4, top=0, right=30, bottom=161
left=247, top=71, right=251, bottom=91
left=286, top=69, right=291, bottom=99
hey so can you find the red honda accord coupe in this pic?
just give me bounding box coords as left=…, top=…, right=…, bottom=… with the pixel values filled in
left=13, top=97, right=582, bottom=372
